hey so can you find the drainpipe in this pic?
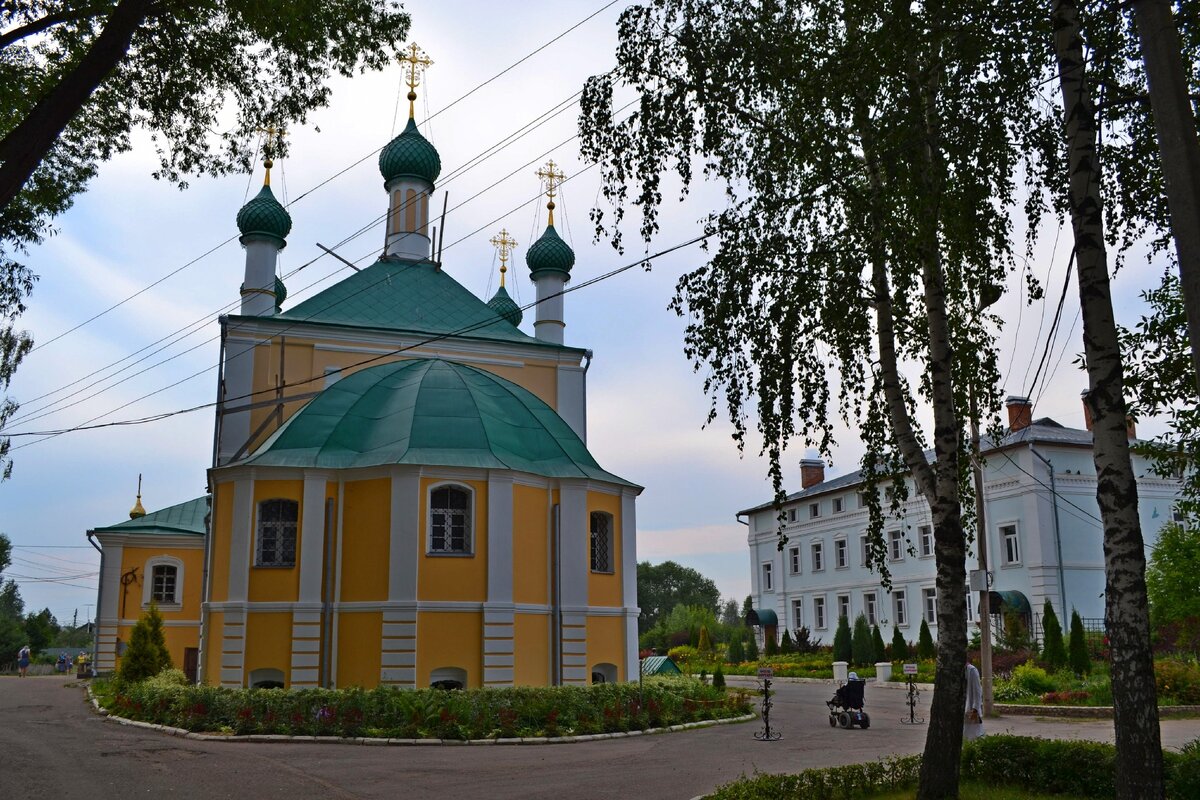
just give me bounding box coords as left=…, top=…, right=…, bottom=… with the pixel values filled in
left=198, top=490, right=213, bottom=685
left=581, top=350, right=592, bottom=444
left=552, top=502, right=562, bottom=686
left=321, top=497, right=336, bottom=688
left=87, top=531, right=103, bottom=676
left=212, top=320, right=227, bottom=468
left=1030, top=445, right=1068, bottom=617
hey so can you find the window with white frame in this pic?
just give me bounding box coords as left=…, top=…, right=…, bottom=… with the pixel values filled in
left=835, top=538, right=848, bottom=569
left=893, top=589, right=908, bottom=626
left=919, top=525, right=933, bottom=557
left=787, top=508, right=797, bottom=523
left=1173, top=506, right=1188, bottom=523
left=860, top=534, right=870, bottom=567
left=789, top=546, right=801, bottom=574
left=430, top=484, right=473, bottom=555
left=762, top=562, right=774, bottom=591
left=1001, top=524, right=1020, bottom=565
left=590, top=512, right=613, bottom=573
left=923, top=587, right=937, bottom=624
left=837, top=594, right=850, bottom=623
left=809, top=502, right=821, bottom=519
left=142, top=556, right=183, bottom=607
left=889, top=529, right=904, bottom=561
left=811, top=541, right=824, bottom=571
left=865, top=591, right=878, bottom=626
left=792, top=598, right=803, bottom=629
left=833, top=497, right=844, bottom=514
left=814, top=596, right=827, bottom=629
left=966, top=594, right=975, bottom=623
left=256, top=498, right=298, bottom=567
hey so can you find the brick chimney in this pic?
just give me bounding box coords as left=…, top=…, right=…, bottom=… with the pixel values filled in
left=1081, top=390, right=1137, bottom=438
left=1006, top=395, right=1032, bottom=432
left=800, top=458, right=825, bottom=489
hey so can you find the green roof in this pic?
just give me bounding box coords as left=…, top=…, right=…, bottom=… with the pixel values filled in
left=379, top=117, right=441, bottom=184
left=526, top=224, right=575, bottom=279
left=92, top=496, right=208, bottom=536
left=640, top=656, right=682, bottom=676
left=266, top=258, right=570, bottom=349
left=236, top=184, right=292, bottom=245
left=486, top=285, right=522, bottom=327
left=239, top=359, right=637, bottom=487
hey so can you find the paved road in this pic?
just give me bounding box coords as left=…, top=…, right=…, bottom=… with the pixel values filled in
left=2, top=676, right=1197, bottom=800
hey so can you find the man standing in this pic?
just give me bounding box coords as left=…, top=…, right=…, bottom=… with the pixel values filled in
left=965, top=660, right=985, bottom=740
left=17, top=644, right=31, bottom=677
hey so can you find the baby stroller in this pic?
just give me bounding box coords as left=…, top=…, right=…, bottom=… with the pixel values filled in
left=827, top=673, right=870, bottom=729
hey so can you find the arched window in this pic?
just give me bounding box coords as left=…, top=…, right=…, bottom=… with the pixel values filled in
left=590, top=512, right=613, bottom=573
left=429, top=484, right=472, bottom=555
left=256, top=499, right=298, bottom=567
left=430, top=666, right=467, bottom=690
left=142, top=556, right=184, bottom=608
left=592, top=663, right=618, bottom=684
left=249, top=668, right=285, bottom=689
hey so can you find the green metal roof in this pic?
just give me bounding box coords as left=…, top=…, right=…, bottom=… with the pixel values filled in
left=747, top=608, right=779, bottom=627
left=379, top=117, right=441, bottom=184
left=236, top=184, right=292, bottom=245
left=239, top=359, right=638, bottom=487
left=92, top=496, right=208, bottom=536
left=526, top=224, right=575, bottom=279
left=265, top=258, right=570, bottom=349
left=486, top=285, right=522, bottom=327
left=640, top=656, right=682, bottom=676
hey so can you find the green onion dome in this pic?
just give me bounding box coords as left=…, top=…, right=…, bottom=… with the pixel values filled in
left=487, top=285, right=522, bottom=327
left=379, top=117, right=441, bottom=185
left=525, top=224, right=575, bottom=280
left=274, top=275, right=287, bottom=311
left=235, top=184, right=292, bottom=244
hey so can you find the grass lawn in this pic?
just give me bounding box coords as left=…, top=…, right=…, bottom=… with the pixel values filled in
left=871, top=782, right=1089, bottom=800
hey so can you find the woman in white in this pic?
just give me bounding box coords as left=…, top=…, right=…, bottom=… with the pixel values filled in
left=964, top=661, right=984, bottom=740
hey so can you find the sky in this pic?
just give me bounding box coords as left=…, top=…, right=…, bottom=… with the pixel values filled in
left=0, top=0, right=1176, bottom=628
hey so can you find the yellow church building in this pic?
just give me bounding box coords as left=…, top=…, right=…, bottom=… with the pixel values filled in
left=89, top=47, right=641, bottom=691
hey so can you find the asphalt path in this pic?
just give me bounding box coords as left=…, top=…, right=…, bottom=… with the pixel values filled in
left=2, top=675, right=1197, bottom=799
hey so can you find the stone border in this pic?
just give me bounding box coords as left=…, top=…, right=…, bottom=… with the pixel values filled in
left=995, top=703, right=1200, bottom=719
left=724, top=674, right=935, bottom=691
left=87, top=686, right=756, bottom=745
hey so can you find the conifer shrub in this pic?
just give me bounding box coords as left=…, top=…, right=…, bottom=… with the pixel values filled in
left=697, top=624, right=713, bottom=653
left=917, top=618, right=935, bottom=660
left=871, top=625, right=886, bottom=662
left=851, top=614, right=874, bottom=667
left=745, top=634, right=759, bottom=661
left=764, top=629, right=779, bottom=657
left=1041, top=599, right=1067, bottom=670
left=833, top=615, right=852, bottom=662
left=1069, top=610, right=1092, bottom=676
left=713, top=666, right=726, bottom=690
left=891, top=625, right=909, bottom=660
left=118, top=603, right=173, bottom=683
left=727, top=633, right=745, bottom=664
left=779, top=629, right=794, bottom=654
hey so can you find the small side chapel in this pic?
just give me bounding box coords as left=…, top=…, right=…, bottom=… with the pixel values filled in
left=89, top=46, right=641, bottom=690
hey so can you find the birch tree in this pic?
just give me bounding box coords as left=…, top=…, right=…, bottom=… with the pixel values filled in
left=579, top=2, right=1051, bottom=796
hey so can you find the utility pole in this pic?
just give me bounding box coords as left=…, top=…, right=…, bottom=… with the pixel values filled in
left=970, top=402, right=993, bottom=717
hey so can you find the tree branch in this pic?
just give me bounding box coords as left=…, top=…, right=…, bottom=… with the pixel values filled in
left=0, top=6, right=109, bottom=50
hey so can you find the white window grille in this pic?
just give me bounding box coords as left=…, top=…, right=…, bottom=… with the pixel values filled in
left=923, top=587, right=937, bottom=624
left=835, top=538, right=848, bottom=569
left=151, top=564, right=177, bottom=604
left=762, top=562, right=774, bottom=591
left=865, top=592, right=878, bottom=626
left=1001, top=524, right=1020, bottom=564
left=814, top=596, right=827, bottom=629
left=894, top=589, right=908, bottom=626
left=837, top=594, right=850, bottom=623
left=811, top=541, right=824, bottom=571
left=920, top=525, right=933, bottom=557
left=889, top=529, right=904, bottom=561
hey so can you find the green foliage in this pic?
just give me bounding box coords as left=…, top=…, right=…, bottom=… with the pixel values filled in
left=118, top=603, right=172, bottom=683
left=763, top=629, right=779, bottom=657
left=745, top=634, right=759, bottom=662
left=1147, top=522, right=1200, bottom=626
left=997, top=610, right=1034, bottom=654
left=832, top=615, right=852, bottom=662
left=726, top=633, right=745, bottom=664
left=871, top=625, right=886, bottom=663
left=1011, top=662, right=1056, bottom=695
left=851, top=614, right=874, bottom=667
left=697, top=624, right=713, bottom=653
left=100, top=677, right=752, bottom=739
left=641, top=603, right=722, bottom=652
left=636, top=561, right=720, bottom=634
left=1069, top=610, right=1092, bottom=676
left=778, top=629, right=793, bottom=654
left=23, top=607, right=57, bottom=653
left=891, top=626, right=909, bottom=661
left=1041, top=600, right=1067, bottom=670
left=713, top=666, right=725, bottom=689
left=707, top=754, right=922, bottom=799
left=791, top=625, right=820, bottom=654
left=0, top=533, right=25, bottom=661
left=720, top=598, right=741, bottom=628
left=1155, top=659, right=1200, bottom=704
left=961, top=735, right=1118, bottom=798
left=917, top=619, right=936, bottom=660
left=1169, top=738, right=1200, bottom=800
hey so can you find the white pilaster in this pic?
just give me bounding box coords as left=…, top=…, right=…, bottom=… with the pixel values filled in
left=219, top=608, right=246, bottom=687
left=483, top=474, right=515, bottom=686
left=533, top=273, right=566, bottom=344
left=290, top=609, right=322, bottom=688
left=555, top=364, right=586, bottom=442
left=227, top=479, right=253, bottom=602
left=621, top=490, right=640, bottom=682
left=240, top=239, right=279, bottom=316
left=388, top=472, right=420, bottom=602
left=380, top=607, right=417, bottom=687
left=559, top=483, right=588, bottom=684
left=95, top=541, right=124, bottom=673
left=298, top=478, right=327, bottom=603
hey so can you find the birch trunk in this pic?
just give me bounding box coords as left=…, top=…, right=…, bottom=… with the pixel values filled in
left=1052, top=2, right=1164, bottom=796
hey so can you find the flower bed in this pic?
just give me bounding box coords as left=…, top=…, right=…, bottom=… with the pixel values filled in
left=96, top=675, right=752, bottom=740
left=723, top=653, right=834, bottom=679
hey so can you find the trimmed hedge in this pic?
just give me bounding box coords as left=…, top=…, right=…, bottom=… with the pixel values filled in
left=707, top=755, right=921, bottom=799
left=100, top=676, right=752, bottom=740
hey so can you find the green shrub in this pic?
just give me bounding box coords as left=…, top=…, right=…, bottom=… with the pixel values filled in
left=713, top=666, right=726, bottom=689
left=871, top=625, right=886, bottom=663
left=727, top=633, right=745, bottom=664
left=778, top=629, right=794, bottom=654
left=851, top=614, right=874, bottom=667
left=1155, top=658, right=1200, bottom=704
left=1040, top=600, right=1067, bottom=670
left=1069, top=610, right=1092, bottom=676
left=833, top=615, right=852, bottom=662
left=764, top=630, right=779, bottom=657
left=891, top=625, right=909, bottom=661
left=917, top=618, right=935, bottom=660
left=698, top=624, right=713, bottom=653
left=745, top=634, right=759, bottom=661
left=1167, top=737, right=1200, bottom=799
left=992, top=677, right=1037, bottom=702
left=118, top=603, right=172, bottom=683
left=707, top=754, right=922, bottom=799
left=961, top=735, right=1117, bottom=797
left=1011, top=661, right=1056, bottom=695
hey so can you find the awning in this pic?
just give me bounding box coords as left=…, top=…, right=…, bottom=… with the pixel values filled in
left=746, top=607, right=779, bottom=627
left=987, top=590, right=1031, bottom=615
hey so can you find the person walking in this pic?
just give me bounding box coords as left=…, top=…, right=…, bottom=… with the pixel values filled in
left=964, top=660, right=984, bottom=741
left=17, top=644, right=31, bottom=677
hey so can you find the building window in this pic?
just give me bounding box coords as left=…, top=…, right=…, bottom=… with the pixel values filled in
left=919, top=525, right=933, bottom=557
left=792, top=598, right=803, bottom=629
left=787, top=508, right=797, bottom=523
left=590, top=512, right=613, bottom=573
left=809, top=502, right=821, bottom=519
left=837, top=594, right=850, bottom=623
left=889, top=529, right=904, bottom=561
left=430, top=484, right=473, bottom=555
left=811, top=541, right=824, bottom=572
left=814, top=596, right=827, bottom=629
left=1001, top=524, right=1020, bottom=565
left=860, top=534, right=870, bottom=567
left=966, top=595, right=975, bottom=623
left=256, top=499, right=298, bottom=567
left=865, top=592, right=878, bottom=626
left=762, top=562, right=774, bottom=592
left=835, top=538, right=848, bottom=569
left=151, top=564, right=177, bottom=604
left=1173, top=506, right=1188, bottom=523
left=923, top=587, right=937, bottom=624
left=833, top=497, right=844, bottom=514
left=789, top=546, right=801, bottom=575
left=894, top=589, right=908, bottom=627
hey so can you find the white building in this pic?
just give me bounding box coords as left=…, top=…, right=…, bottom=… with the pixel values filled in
left=739, top=396, right=1181, bottom=645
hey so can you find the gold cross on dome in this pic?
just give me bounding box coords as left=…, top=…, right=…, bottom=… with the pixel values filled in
left=400, top=43, right=433, bottom=118
left=489, top=229, right=518, bottom=286
left=536, top=160, right=565, bottom=226
left=255, top=126, right=286, bottom=186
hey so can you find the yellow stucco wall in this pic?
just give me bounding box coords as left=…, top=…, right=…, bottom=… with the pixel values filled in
left=243, top=611, right=293, bottom=685
left=339, top=478, right=390, bottom=602
left=586, top=615, right=626, bottom=683
left=336, top=611, right=382, bottom=688
left=512, top=485, right=548, bottom=605
left=209, top=484, right=233, bottom=601
left=417, top=611, right=482, bottom=688
left=418, top=478, right=488, bottom=602
left=513, top=613, right=550, bottom=686
left=248, top=479, right=302, bottom=602
left=587, top=491, right=623, bottom=608
left=203, top=610, right=224, bottom=683
left=115, top=544, right=204, bottom=621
